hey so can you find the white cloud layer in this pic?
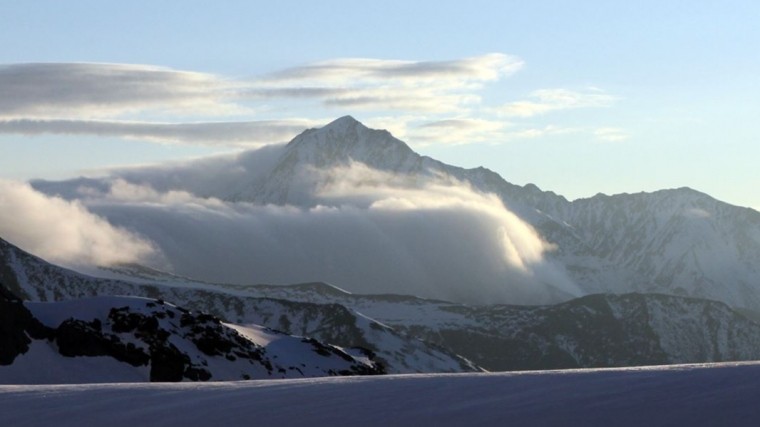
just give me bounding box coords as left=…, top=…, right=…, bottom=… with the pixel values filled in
left=0, top=180, right=157, bottom=267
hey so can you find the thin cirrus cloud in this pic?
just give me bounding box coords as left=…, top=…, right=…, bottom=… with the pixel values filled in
left=410, top=118, right=510, bottom=145
left=593, top=127, right=629, bottom=142
left=497, top=88, right=617, bottom=118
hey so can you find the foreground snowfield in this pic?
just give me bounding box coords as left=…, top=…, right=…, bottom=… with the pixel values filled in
left=2, top=362, right=759, bottom=427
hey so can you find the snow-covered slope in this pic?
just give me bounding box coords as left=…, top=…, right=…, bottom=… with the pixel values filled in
left=3, top=362, right=760, bottom=427
left=547, top=188, right=760, bottom=306
left=0, top=283, right=383, bottom=384
left=0, top=237, right=478, bottom=374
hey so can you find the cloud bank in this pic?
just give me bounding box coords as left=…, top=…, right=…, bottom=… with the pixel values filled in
left=0, top=180, right=157, bottom=267
left=31, top=150, right=579, bottom=305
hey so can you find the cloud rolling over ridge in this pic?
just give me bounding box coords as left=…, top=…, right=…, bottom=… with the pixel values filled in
left=31, top=151, right=579, bottom=304
left=0, top=180, right=158, bottom=267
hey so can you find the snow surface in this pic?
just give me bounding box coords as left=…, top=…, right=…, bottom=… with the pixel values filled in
left=2, top=362, right=759, bottom=426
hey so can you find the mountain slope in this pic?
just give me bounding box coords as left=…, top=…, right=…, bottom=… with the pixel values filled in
left=0, top=283, right=383, bottom=384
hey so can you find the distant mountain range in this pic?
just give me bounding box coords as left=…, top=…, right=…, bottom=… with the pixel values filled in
left=31, top=116, right=760, bottom=309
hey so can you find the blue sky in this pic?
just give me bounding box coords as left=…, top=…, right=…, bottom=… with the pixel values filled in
left=1, top=0, right=758, bottom=209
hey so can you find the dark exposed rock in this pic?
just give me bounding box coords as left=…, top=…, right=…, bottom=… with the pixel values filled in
left=0, top=283, right=55, bottom=365
left=55, top=318, right=151, bottom=366
left=149, top=343, right=191, bottom=382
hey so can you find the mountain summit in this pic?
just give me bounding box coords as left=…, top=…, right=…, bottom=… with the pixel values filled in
left=226, top=116, right=436, bottom=204
left=283, top=115, right=420, bottom=171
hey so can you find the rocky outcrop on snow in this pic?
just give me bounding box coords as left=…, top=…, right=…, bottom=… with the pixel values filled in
left=0, top=282, right=384, bottom=383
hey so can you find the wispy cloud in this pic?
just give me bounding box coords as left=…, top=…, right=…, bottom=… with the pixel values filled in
left=593, top=127, right=629, bottom=142
left=411, top=118, right=509, bottom=145
left=497, top=88, right=617, bottom=118
left=251, top=53, right=524, bottom=113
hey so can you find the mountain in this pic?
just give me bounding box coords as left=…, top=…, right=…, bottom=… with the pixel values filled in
left=5, top=235, right=760, bottom=373
left=29, top=116, right=760, bottom=308
left=226, top=115, right=435, bottom=204
left=0, top=237, right=479, bottom=374
left=0, top=282, right=383, bottom=384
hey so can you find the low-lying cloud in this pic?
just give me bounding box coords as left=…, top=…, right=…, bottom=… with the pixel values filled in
left=31, top=151, right=580, bottom=305
left=0, top=180, right=158, bottom=267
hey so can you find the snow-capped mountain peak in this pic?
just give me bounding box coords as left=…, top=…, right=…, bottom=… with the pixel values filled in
left=282, top=115, right=417, bottom=169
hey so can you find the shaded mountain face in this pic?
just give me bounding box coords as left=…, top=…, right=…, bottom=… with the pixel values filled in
left=0, top=282, right=384, bottom=384
left=27, top=116, right=760, bottom=308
